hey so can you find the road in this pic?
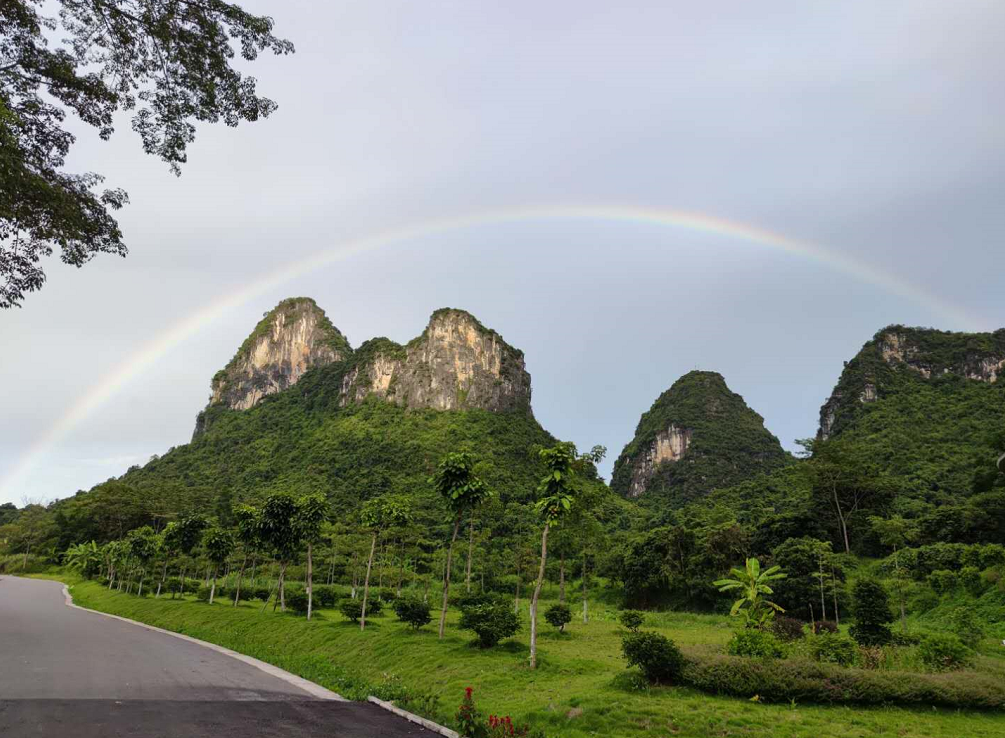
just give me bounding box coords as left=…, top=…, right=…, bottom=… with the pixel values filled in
left=0, top=577, right=436, bottom=737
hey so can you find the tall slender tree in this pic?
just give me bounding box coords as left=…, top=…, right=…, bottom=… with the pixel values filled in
left=529, top=443, right=578, bottom=669
left=359, top=495, right=411, bottom=631
left=231, top=505, right=260, bottom=607
left=202, top=526, right=234, bottom=604
left=296, top=494, right=329, bottom=620
left=257, top=493, right=301, bottom=612
left=431, top=452, right=492, bottom=639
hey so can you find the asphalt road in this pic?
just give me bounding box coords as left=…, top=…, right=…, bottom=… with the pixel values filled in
left=0, top=577, right=435, bottom=737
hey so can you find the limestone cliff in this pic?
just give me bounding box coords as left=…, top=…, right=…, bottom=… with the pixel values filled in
left=340, top=309, right=532, bottom=414
left=194, top=298, right=351, bottom=436
left=818, top=326, right=1005, bottom=440
left=611, top=371, right=789, bottom=504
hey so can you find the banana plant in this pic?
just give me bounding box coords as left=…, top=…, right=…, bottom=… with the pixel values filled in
left=714, top=557, right=786, bottom=629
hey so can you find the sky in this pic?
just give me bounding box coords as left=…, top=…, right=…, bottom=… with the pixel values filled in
left=2, top=0, right=1005, bottom=505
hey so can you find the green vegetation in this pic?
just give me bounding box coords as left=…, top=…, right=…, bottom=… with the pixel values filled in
left=41, top=575, right=1005, bottom=737
left=610, top=371, right=792, bottom=505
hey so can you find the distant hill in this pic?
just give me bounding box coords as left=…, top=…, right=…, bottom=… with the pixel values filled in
left=610, top=371, right=791, bottom=506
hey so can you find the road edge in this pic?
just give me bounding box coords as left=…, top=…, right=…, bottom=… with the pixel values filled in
left=59, top=581, right=345, bottom=702
left=366, top=696, right=460, bottom=738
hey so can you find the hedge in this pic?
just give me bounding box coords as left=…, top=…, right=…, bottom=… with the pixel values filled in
left=681, top=653, right=1005, bottom=710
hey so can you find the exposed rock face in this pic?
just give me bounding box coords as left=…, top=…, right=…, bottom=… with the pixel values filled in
left=194, top=303, right=532, bottom=438
left=194, top=298, right=351, bottom=436
left=818, top=326, right=1005, bottom=440
left=340, top=309, right=532, bottom=414
left=624, top=425, right=692, bottom=498
left=611, top=371, right=789, bottom=503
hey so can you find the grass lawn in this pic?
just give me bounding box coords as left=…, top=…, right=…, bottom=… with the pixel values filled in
left=39, top=574, right=1005, bottom=738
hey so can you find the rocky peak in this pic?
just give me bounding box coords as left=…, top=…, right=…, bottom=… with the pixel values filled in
left=611, top=371, right=789, bottom=503
left=340, top=308, right=532, bottom=414
left=818, top=325, right=1005, bottom=440
left=196, top=298, right=351, bottom=434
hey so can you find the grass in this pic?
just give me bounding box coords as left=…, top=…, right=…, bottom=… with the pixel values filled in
left=36, top=573, right=1005, bottom=738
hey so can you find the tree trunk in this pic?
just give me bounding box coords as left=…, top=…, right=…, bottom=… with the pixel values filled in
left=396, top=539, right=405, bottom=597
left=582, top=545, right=589, bottom=624
left=529, top=524, right=550, bottom=669
left=438, top=516, right=462, bottom=639
left=378, top=537, right=386, bottom=589
left=830, top=561, right=840, bottom=626
left=559, top=552, right=566, bottom=604
left=465, top=518, right=474, bottom=593
left=818, top=554, right=827, bottom=621
left=233, top=553, right=247, bottom=607
left=361, top=533, right=377, bottom=631
left=137, top=573, right=144, bottom=597
left=177, top=565, right=187, bottom=599
left=306, top=542, right=314, bottom=620
left=209, top=566, right=217, bottom=604
left=277, top=562, right=287, bottom=612
left=156, top=560, right=168, bottom=598
left=328, top=536, right=337, bottom=585
left=894, top=545, right=906, bottom=632
left=833, top=484, right=851, bottom=553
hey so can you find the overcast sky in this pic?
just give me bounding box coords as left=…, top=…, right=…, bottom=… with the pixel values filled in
left=3, top=1, right=1005, bottom=505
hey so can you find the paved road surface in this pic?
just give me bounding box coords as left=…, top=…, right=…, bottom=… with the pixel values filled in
left=0, top=577, right=434, bottom=737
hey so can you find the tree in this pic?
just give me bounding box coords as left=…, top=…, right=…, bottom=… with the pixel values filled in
left=1, top=0, right=294, bottom=308
left=359, top=495, right=411, bottom=631
left=296, top=494, right=328, bottom=620
left=803, top=438, right=897, bottom=554
left=714, top=557, right=786, bottom=629
left=231, top=504, right=260, bottom=607
left=545, top=603, right=571, bottom=633
left=870, top=515, right=916, bottom=633
left=529, top=443, right=577, bottom=669
left=166, top=515, right=206, bottom=598
left=126, top=525, right=157, bottom=595
left=431, top=452, right=491, bottom=639
left=63, top=540, right=101, bottom=578
left=770, top=537, right=844, bottom=622
left=849, top=579, right=894, bottom=646
left=257, top=493, right=300, bottom=612
left=202, top=526, right=234, bottom=605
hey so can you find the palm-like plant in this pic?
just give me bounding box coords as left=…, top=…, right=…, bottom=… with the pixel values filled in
left=714, top=557, right=786, bottom=629
left=64, top=541, right=102, bottom=578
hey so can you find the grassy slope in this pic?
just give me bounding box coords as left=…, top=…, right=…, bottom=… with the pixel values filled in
left=40, top=575, right=1005, bottom=738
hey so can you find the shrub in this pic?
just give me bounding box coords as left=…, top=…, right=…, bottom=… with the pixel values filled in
left=312, top=585, right=340, bottom=608
left=857, top=646, right=884, bottom=670
left=960, top=566, right=984, bottom=597
left=286, top=590, right=309, bottom=614
left=621, top=631, right=687, bottom=684
left=340, top=600, right=363, bottom=623
left=771, top=616, right=806, bottom=642
left=544, top=603, right=572, bottom=633
left=849, top=579, right=893, bottom=646
left=393, top=597, right=432, bottom=630
left=948, top=607, right=984, bottom=648
left=619, top=610, right=645, bottom=632
left=928, top=569, right=958, bottom=595
left=809, top=633, right=857, bottom=667
left=379, top=588, right=399, bottom=603
left=456, top=590, right=495, bottom=612
left=812, top=619, right=837, bottom=635
left=252, top=586, right=272, bottom=602
left=459, top=600, right=520, bottom=648
left=196, top=585, right=212, bottom=602
left=891, top=630, right=922, bottom=646
left=919, top=633, right=972, bottom=672
left=681, top=653, right=1005, bottom=709
left=727, top=629, right=785, bottom=659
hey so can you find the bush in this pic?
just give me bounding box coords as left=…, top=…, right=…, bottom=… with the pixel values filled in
left=621, top=631, right=686, bottom=684
left=312, top=585, right=340, bottom=609
left=681, top=653, right=1005, bottom=709
left=393, top=597, right=432, bottom=630
left=340, top=600, right=363, bottom=623
left=458, top=600, right=520, bottom=648
left=919, top=633, right=972, bottom=672
left=810, top=633, right=857, bottom=667
left=286, top=590, right=309, bottom=614
left=812, top=619, right=837, bottom=635
left=378, top=588, right=399, bottom=603
left=544, top=603, right=572, bottom=633
left=771, top=616, right=806, bottom=642
left=619, top=610, right=645, bottom=632
left=727, top=629, right=785, bottom=659
left=849, top=579, right=893, bottom=646
left=252, top=586, right=272, bottom=602
left=891, top=630, right=922, bottom=646
left=928, top=569, right=958, bottom=595
left=363, top=597, right=384, bottom=616
left=948, top=607, right=984, bottom=648
left=456, top=590, right=495, bottom=612
left=960, top=566, right=985, bottom=597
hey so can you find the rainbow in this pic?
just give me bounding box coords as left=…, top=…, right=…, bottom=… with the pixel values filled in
left=0, top=205, right=983, bottom=500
